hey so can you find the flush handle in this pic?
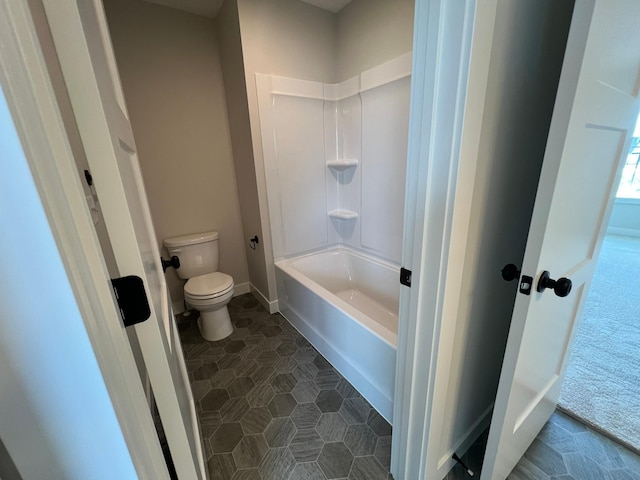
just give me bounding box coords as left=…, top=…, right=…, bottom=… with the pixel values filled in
left=161, top=255, right=180, bottom=273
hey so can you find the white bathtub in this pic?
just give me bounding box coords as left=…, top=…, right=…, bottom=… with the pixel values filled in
left=275, top=247, right=398, bottom=422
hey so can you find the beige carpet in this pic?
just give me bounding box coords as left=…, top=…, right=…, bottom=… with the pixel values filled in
left=558, top=235, right=640, bottom=452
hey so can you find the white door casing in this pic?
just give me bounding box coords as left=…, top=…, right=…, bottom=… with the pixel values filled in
left=40, top=0, right=207, bottom=478
left=391, top=1, right=485, bottom=479
left=481, top=0, right=640, bottom=478
left=0, top=0, right=170, bottom=477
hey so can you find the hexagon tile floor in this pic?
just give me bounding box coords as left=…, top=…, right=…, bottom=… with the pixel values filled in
left=445, top=410, right=640, bottom=480
left=177, top=294, right=393, bottom=480
left=179, top=294, right=640, bottom=480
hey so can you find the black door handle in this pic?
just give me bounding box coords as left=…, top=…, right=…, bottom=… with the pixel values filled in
left=501, top=264, right=521, bottom=282
left=536, top=271, right=572, bottom=297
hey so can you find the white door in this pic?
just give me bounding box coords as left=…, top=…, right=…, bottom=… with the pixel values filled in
left=481, top=0, right=640, bottom=478
left=40, top=1, right=207, bottom=478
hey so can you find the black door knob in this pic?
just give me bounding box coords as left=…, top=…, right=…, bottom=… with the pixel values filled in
left=161, top=255, right=180, bottom=273
left=536, top=270, right=572, bottom=297
left=501, top=264, right=521, bottom=282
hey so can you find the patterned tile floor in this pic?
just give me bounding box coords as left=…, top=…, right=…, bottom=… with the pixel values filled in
left=179, top=294, right=640, bottom=480
left=445, top=411, right=640, bottom=479
left=177, top=294, right=393, bottom=480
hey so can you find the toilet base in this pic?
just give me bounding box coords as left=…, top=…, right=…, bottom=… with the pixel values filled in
left=197, top=306, right=233, bottom=341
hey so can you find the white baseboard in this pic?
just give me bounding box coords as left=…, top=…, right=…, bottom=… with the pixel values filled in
left=233, top=282, right=251, bottom=296
left=250, top=283, right=279, bottom=314
left=607, top=226, right=640, bottom=238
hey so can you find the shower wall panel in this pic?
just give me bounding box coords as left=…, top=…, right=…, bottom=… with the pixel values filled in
left=329, top=89, right=362, bottom=247
left=256, top=53, right=411, bottom=263
left=257, top=75, right=328, bottom=258
left=361, top=77, right=411, bottom=263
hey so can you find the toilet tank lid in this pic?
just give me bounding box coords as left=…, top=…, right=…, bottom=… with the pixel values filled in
left=164, top=231, right=219, bottom=248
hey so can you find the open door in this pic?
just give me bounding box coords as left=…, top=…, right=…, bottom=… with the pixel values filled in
left=40, top=0, right=207, bottom=478
left=481, top=0, right=640, bottom=478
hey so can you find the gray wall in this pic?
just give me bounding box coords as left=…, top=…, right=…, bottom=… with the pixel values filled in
left=609, top=200, right=640, bottom=235
left=215, top=0, right=270, bottom=302
left=238, top=0, right=337, bottom=83
left=236, top=0, right=337, bottom=302
left=336, top=0, right=414, bottom=82
left=104, top=0, right=250, bottom=304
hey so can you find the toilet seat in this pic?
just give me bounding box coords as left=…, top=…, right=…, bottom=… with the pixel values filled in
left=184, top=272, right=234, bottom=300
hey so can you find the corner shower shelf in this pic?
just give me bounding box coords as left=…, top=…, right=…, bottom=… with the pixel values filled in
left=326, top=159, right=359, bottom=171
left=328, top=209, right=358, bottom=221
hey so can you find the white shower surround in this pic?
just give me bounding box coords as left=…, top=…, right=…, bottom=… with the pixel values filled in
left=256, top=54, right=411, bottom=420
left=256, top=53, right=411, bottom=263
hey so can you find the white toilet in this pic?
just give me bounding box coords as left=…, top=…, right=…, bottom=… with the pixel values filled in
left=164, top=231, right=234, bottom=341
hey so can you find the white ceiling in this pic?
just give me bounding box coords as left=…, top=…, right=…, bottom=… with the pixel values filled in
left=140, top=0, right=351, bottom=18
left=140, top=0, right=224, bottom=18
left=298, top=0, right=351, bottom=13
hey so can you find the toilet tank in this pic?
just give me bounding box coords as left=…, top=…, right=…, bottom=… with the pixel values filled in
left=164, top=231, right=219, bottom=279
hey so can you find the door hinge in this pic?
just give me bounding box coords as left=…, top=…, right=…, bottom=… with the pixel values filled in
left=400, top=267, right=412, bottom=287
left=111, top=275, right=151, bottom=327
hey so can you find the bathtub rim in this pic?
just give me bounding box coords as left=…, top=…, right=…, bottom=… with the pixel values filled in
left=275, top=243, right=401, bottom=268
left=275, top=246, right=399, bottom=348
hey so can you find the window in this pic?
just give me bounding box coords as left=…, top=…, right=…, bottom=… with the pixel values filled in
left=616, top=113, right=640, bottom=199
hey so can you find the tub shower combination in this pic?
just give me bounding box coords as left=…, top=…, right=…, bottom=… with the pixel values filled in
left=276, top=248, right=398, bottom=420
left=257, top=54, right=411, bottom=422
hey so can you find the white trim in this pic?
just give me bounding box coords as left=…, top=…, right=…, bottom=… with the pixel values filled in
left=270, top=75, right=324, bottom=99
left=422, top=2, right=500, bottom=479
left=607, top=226, right=640, bottom=237
left=0, top=1, right=167, bottom=477
left=360, top=53, right=412, bottom=93
left=172, top=299, right=187, bottom=315
left=391, top=1, right=483, bottom=479
left=233, top=281, right=251, bottom=297
left=39, top=0, right=206, bottom=477
left=260, top=53, right=412, bottom=102
left=250, top=283, right=279, bottom=314
left=614, top=197, right=640, bottom=205
left=608, top=197, right=640, bottom=237
left=324, top=76, right=360, bottom=101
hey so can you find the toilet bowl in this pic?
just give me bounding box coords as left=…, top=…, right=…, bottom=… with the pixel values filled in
left=163, top=231, right=235, bottom=341
left=184, top=272, right=234, bottom=341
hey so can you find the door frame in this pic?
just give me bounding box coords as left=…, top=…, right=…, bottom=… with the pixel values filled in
left=0, top=1, right=169, bottom=477
left=39, top=0, right=207, bottom=477
left=4, top=0, right=508, bottom=478
left=481, top=0, right=640, bottom=474
left=392, top=1, right=500, bottom=478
